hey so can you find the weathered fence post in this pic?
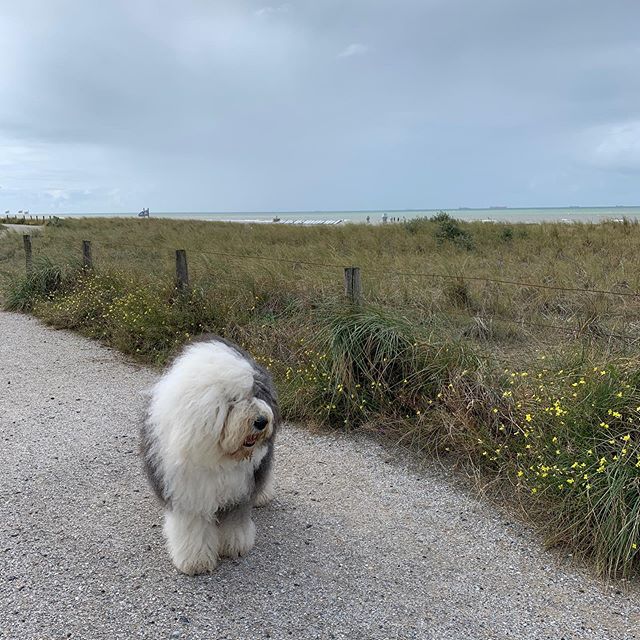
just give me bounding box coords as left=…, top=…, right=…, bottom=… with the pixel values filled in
left=23, top=234, right=32, bottom=275
left=344, top=266, right=361, bottom=304
left=176, top=249, right=189, bottom=293
left=82, top=240, right=92, bottom=269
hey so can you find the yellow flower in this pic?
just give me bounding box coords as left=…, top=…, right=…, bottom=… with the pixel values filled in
left=525, top=414, right=533, bottom=422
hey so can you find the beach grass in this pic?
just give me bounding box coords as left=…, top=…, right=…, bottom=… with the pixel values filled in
left=2, top=214, right=640, bottom=577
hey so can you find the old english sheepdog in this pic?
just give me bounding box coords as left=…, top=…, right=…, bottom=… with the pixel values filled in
left=140, top=336, right=279, bottom=575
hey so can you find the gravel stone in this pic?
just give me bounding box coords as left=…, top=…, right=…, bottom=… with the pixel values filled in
left=1, top=311, right=639, bottom=639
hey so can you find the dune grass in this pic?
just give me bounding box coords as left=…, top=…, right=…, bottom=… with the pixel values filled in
left=1, top=214, right=640, bottom=577
left=1, top=216, right=55, bottom=226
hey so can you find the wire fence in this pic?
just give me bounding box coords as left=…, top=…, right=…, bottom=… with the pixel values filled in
left=8, top=234, right=640, bottom=346
left=86, top=239, right=640, bottom=298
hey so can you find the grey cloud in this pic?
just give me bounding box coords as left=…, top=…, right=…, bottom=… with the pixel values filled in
left=0, top=0, right=638, bottom=212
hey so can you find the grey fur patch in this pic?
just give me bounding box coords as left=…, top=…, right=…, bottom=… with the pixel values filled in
left=139, top=413, right=169, bottom=506
left=216, top=499, right=252, bottom=531
left=247, top=355, right=279, bottom=502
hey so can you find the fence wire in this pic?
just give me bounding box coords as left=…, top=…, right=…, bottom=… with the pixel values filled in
left=5, top=235, right=640, bottom=344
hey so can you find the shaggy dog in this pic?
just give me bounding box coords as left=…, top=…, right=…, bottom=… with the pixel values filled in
left=140, top=336, right=279, bottom=575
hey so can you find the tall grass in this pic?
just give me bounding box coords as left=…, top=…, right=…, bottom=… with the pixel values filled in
left=1, top=216, right=640, bottom=577
left=5, top=257, right=63, bottom=311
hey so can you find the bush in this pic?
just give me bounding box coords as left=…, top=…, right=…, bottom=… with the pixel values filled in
left=283, top=304, right=478, bottom=431
left=433, top=215, right=474, bottom=250
left=33, top=270, right=226, bottom=364
left=511, top=363, right=640, bottom=577
left=430, top=211, right=453, bottom=223
left=440, top=358, right=640, bottom=577
left=500, top=226, right=514, bottom=242
left=4, top=257, right=64, bottom=311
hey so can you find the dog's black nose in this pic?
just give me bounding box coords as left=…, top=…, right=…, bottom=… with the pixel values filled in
left=253, top=416, right=268, bottom=431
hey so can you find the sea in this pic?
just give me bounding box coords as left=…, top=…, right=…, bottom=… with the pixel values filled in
left=44, top=206, right=640, bottom=225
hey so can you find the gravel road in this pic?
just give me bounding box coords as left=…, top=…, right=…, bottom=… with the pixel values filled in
left=1, top=311, right=639, bottom=639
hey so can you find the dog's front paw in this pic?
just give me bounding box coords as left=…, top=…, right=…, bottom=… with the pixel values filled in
left=164, top=510, right=219, bottom=575
left=173, top=554, right=218, bottom=576
left=218, top=518, right=256, bottom=558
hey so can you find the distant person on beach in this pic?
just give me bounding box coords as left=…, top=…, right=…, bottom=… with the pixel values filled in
left=366, top=215, right=370, bottom=224
left=382, top=214, right=388, bottom=224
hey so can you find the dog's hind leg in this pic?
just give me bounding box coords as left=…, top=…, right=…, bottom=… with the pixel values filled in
left=217, top=503, right=256, bottom=558
left=253, top=445, right=275, bottom=507
left=253, top=470, right=275, bottom=507
left=164, top=509, right=219, bottom=575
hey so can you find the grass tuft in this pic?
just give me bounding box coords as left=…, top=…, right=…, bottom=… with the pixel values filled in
left=5, top=257, right=63, bottom=311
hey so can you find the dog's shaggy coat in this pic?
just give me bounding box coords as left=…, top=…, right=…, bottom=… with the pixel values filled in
left=140, top=336, right=279, bottom=574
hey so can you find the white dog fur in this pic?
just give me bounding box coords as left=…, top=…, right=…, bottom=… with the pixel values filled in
left=140, top=336, right=279, bottom=575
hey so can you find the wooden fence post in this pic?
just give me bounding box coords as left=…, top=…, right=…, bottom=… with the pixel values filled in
left=23, top=234, right=32, bottom=275
left=344, top=266, right=361, bottom=304
left=176, top=249, right=189, bottom=293
left=82, top=240, right=92, bottom=269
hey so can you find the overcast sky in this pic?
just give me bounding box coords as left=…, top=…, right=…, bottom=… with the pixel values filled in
left=0, top=0, right=639, bottom=213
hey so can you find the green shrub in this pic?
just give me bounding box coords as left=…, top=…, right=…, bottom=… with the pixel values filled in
left=430, top=211, right=453, bottom=223
left=500, top=226, right=514, bottom=242
left=440, top=358, right=640, bottom=577
left=4, top=257, right=64, bottom=311
left=433, top=216, right=474, bottom=250
left=282, top=304, right=478, bottom=430
left=34, top=271, right=226, bottom=364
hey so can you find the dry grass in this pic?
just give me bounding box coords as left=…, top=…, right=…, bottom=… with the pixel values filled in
left=2, top=216, right=640, bottom=345
left=2, top=214, right=640, bottom=578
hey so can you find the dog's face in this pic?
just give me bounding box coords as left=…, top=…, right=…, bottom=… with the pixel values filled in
left=219, top=397, right=274, bottom=460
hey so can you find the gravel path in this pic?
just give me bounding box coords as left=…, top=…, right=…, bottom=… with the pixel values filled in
left=1, top=311, right=639, bottom=640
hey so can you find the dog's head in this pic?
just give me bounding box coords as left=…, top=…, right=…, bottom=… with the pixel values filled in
left=219, top=396, right=275, bottom=460
left=147, top=338, right=277, bottom=466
